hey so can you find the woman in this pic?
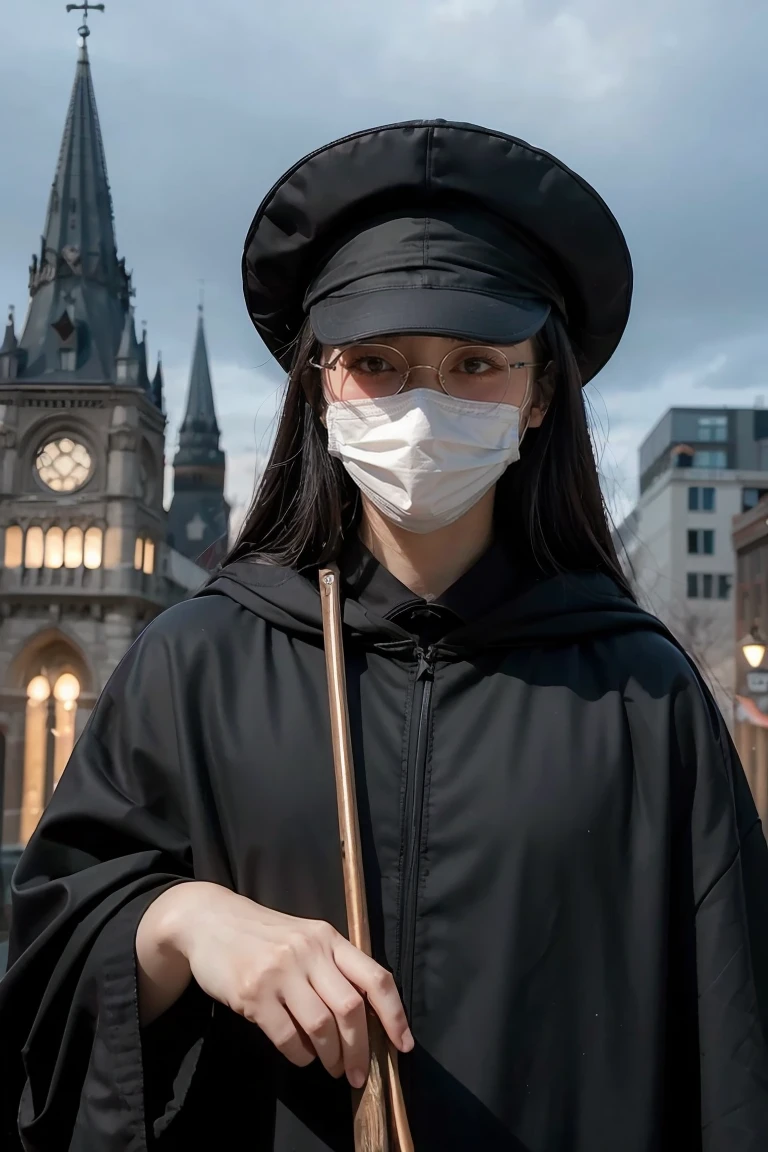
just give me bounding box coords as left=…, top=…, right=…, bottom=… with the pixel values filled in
left=1, top=120, right=767, bottom=1152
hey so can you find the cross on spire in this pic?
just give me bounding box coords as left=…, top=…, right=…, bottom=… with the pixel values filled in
left=65, top=2, right=105, bottom=40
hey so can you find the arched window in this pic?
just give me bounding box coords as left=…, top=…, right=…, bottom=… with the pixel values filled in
left=64, top=526, right=83, bottom=568
left=134, top=536, right=155, bottom=574
left=3, top=525, right=23, bottom=568
left=83, top=526, right=103, bottom=569
left=21, top=670, right=81, bottom=845
left=44, top=526, right=64, bottom=569
left=25, top=526, right=44, bottom=569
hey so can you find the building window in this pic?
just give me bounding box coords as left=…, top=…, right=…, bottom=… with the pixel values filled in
left=143, top=539, right=155, bottom=575
left=718, top=574, right=732, bottom=600
left=688, top=486, right=716, bottom=511
left=702, top=574, right=713, bottom=599
left=21, top=671, right=81, bottom=846
left=742, top=487, right=768, bottom=513
left=35, top=437, right=93, bottom=493
left=64, top=526, right=83, bottom=568
left=688, top=529, right=715, bottom=555
left=44, top=526, right=64, bottom=569
left=3, top=525, right=23, bottom=568
left=59, top=349, right=76, bottom=371
left=24, top=526, right=44, bottom=568
left=134, top=536, right=155, bottom=575
left=692, top=450, right=727, bottom=469
left=83, top=527, right=103, bottom=569
left=697, top=415, right=728, bottom=442
left=687, top=573, right=699, bottom=598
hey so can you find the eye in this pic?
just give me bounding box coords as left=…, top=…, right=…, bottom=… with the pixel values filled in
left=347, top=356, right=397, bottom=375
left=455, top=354, right=506, bottom=375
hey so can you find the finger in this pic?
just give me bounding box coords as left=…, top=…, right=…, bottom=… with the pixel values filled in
left=283, top=979, right=344, bottom=1077
left=250, top=1001, right=316, bottom=1068
left=309, top=961, right=369, bottom=1087
left=332, top=941, right=414, bottom=1052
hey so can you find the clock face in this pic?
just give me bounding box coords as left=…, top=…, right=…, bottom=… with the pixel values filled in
left=35, top=437, right=93, bottom=493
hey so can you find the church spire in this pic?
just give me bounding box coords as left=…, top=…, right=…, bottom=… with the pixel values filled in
left=167, top=304, right=229, bottom=566
left=17, top=9, right=133, bottom=382
left=176, top=305, right=222, bottom=458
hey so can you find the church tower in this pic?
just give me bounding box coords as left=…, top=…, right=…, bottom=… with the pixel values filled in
left=0, top=13, right=203, bottom=852
left=167, top=305, right=230, bottom=566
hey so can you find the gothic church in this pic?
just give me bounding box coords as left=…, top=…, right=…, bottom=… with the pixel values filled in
left=0, top=23, right=230, bottom=852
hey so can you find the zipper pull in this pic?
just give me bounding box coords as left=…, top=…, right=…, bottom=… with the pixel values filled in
left=414, top=645, right=436, bottom=680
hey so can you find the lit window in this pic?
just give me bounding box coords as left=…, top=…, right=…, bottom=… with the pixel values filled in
left=44, top=526, right=64, bottom=568
left=59, top=349, right=76, bottom=371
left=134, top=536, right=144, bottom=571
left=21, top=670, right=81, bottom=845
left=35, top=437, right=92, bottom=492
left=3, top=525, right=23, bottom=568
left=83, top=526, right=103, bottom=569
left=25, top=526, right=44, bottom=568
left=143, top=539, right=155, bottom=575
left=64, top=526, right=83, bottom=568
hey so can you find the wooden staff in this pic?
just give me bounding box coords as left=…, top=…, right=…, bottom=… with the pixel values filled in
left=319, top=567, right=414, bottom=1152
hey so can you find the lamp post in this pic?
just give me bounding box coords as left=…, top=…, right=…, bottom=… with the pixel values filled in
left=741, top=624, right=767, bottom=670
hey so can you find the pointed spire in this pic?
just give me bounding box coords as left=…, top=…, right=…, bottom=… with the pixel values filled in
left=180, top=305, right=221, bottom=435
left=17, top=20, right=131, bottom=381
left=138, top=319, right=150, bottom=389
left=0, top=306, right=18, bottom=355
left=32, top=28, right=121, bottom=299
left=0, top=306, right=23, bottom=380
left=151, top=352, right=165, bottom=412
left=115, top=306, right=141, bottom=383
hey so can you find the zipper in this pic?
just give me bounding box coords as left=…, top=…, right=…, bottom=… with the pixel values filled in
left=397, top=643, right=437, bottom=1018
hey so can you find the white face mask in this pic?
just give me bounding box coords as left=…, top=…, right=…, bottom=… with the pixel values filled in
left=325, top=388, right=523, bottom=533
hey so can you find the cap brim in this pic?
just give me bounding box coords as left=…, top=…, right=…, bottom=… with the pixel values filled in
left=309, top=288, right=550, bottom=347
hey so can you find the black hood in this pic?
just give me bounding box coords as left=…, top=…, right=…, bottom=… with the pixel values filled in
left=198, top=558, right=670, bottom=653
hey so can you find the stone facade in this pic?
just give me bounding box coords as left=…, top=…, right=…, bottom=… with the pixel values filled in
left=0, top=27, right=214, bottom=851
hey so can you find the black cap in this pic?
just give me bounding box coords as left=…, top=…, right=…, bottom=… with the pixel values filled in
left=242, top=120, right=633, bottom=384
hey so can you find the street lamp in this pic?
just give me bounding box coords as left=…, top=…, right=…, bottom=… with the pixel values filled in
left=741, top=625, right=767, bottom=669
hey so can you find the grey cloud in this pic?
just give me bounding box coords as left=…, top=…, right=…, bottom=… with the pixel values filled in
left=3, top=0, right=767, bottom=512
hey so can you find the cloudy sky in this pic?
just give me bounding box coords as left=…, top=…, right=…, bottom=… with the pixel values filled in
left=3, top=0, right=767, bottom=531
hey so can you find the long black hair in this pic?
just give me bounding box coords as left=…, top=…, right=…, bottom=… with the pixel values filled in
left=226, top=314, right=633, bottom=599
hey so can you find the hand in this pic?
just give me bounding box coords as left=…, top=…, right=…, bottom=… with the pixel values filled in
left=142, top=881, right=414, bottom=1088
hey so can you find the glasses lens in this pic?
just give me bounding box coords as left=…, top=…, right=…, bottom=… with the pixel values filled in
left=440, top=346, right=518, bottom=403
left=325, top=345, right=409, bottom=400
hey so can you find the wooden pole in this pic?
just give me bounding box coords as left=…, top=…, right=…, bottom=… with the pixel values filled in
left=319, top=567, right=413, bottom=1152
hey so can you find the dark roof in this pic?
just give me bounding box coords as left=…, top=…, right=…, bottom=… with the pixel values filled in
left=13, top=32, right=154, bottom=394
left=174, top=306, right=224, bottom=467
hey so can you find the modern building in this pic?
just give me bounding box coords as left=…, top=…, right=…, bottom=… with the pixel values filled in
left=0, top=21, right=226, bottom=855
left=732, top=498, right=768, bottom=829
left=614, top=405, right=768, bottom=721
left=167, top=305, right=230, bottom=566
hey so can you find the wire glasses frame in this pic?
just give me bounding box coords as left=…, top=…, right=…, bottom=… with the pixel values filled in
left=310, top=342, right=546, bottom=402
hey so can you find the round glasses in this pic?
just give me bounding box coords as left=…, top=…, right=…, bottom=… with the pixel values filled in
left=312, top=343, right=542, bottom=404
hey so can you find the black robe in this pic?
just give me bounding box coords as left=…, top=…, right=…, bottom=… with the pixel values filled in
left=1, top=560, right=767, bottom=1151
